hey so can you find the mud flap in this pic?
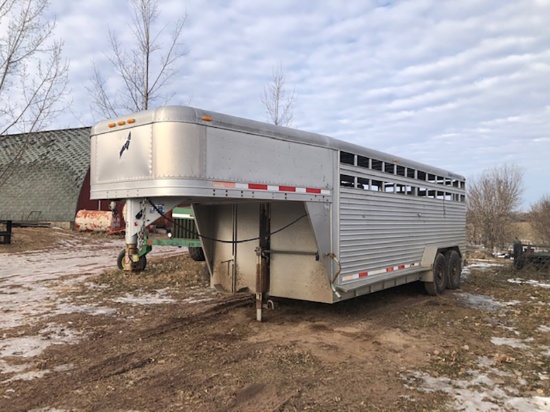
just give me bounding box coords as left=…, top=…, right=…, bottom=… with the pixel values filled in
left=420, top=245, right=439, bottom=282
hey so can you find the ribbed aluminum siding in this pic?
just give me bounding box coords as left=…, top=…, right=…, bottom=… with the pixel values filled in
left=338, top=188, right=466, bottom=280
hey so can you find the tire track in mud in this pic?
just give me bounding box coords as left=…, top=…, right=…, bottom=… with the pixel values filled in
left=140, top=293, right=255, bottom=339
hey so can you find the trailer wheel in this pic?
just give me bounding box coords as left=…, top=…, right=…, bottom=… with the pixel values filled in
left=188, top=247, right=206, bottom=262
left=117, top=249, right=147, bottom=271
left=424, top=253, right=447, bottom=296
left=445, top=250, right=462, bottom=290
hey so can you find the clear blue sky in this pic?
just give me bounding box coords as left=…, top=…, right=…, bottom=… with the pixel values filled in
left=49, top=0, right=550, bottom=210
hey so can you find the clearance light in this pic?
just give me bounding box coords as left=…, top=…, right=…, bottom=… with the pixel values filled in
left=127, top=118, right=135, bottom=124
left=108, top=123, right=116, bottom=128
left=117, top=120, right=126, bottom=126
left=393, top=159, right=398, bottom=163
left=202, top=116, right=212, bottom=121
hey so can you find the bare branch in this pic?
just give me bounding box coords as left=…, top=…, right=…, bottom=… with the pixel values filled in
left=529, top=195, right=550, bottom=245
left=89, top=0, right=188, bottom=118
left=261, top=63, right=296, bottom=126
left=87, top=63, right=120, bottom=119
left=466, top=164, right=524, bottom=250
left=148, top=15, right=187, bottom=98
left=0, top=0, right=69, bottom=188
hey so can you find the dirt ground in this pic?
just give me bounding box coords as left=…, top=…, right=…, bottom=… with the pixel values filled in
left=0, top=228, right=549, bottom=411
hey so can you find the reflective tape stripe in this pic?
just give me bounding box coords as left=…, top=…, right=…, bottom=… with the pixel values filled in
left=213, top=181, right=236, bottom=188
left=249, top=183, right=268, bottom=190
left=341, top=262, right=420, bottom=282
left=306, top=188, right=321, bottom=194
left=213, top=181, right=330, bottom=196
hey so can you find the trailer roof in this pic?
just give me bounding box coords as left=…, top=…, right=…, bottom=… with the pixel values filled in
left=92, top=106, right=465, bottom=181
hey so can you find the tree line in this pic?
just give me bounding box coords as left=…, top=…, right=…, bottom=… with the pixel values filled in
left=467, top=164, right=550, bottom=250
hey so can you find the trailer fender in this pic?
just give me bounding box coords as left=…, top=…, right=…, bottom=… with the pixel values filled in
left=420, top=245, right=439, bottom=282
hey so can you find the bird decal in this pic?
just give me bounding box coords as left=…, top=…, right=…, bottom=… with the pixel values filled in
left=119, top=132, right=131, bottom=158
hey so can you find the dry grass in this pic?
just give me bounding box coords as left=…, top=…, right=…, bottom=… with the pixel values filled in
left=93, top=254, right=209, bottom=296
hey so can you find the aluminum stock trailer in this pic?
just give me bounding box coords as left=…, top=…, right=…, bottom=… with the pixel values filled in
left=90, top=106, right=466, bottom=320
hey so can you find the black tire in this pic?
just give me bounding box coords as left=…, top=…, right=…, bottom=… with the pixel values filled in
left=445, top=250, right=462, bottom=290
left=188, top=247, right=205, bottom=262
left=116, top=249, right=126, bottom=270
left=424, top=253, right=447, bottom=296
left=117, top=249, right=147, bottom=271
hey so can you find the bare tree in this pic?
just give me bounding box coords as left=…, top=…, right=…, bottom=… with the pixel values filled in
left=529, top=195, right=550, bottom=245
left=0, top=0, right=69, bottom=187
left=467, top=164, right=523, bottom=250
left=88, top=0, right=188, bottom=119
left=261, top=64, right=296, bottom=126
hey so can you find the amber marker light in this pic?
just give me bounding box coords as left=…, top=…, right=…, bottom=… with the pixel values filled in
left=108, top=123, right=116, bottom=128
left=202, top=116, right=213, bottom=121
left=117, top=120, right=126, bottom=126
left=127, top=118, right=135, bottom=124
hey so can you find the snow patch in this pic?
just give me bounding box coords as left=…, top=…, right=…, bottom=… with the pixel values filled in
left=403, top=369, right=550, bottom=412
left=499, top=325, right=520, bottom=336
left=467, top=260, right=506, bottom=269
left=491, top=337, right=531, bottom=350
left=50, top=304, right=116, bottom=317
left=0, top=240, right=180, bottom=330
left=457, top=293, right=520, bottom=312
left=507, top=278, right=550, bottom=288
left=0, top=359, right=28, bottom=375
left=0, top=324, right=81, bottom=358
left=112, top=289, right=175, bottom=305
left=2, top=364, right=74, bottom=383
left=181, top=296, right=215, bottom=304
left=461, top=266, right=471, bottom=280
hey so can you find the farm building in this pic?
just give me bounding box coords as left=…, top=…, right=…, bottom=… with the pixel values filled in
left=0, top=127, right=99, bottom=226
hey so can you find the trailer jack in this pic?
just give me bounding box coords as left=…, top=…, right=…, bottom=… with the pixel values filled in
left=255, top=246, right=269, bottom=321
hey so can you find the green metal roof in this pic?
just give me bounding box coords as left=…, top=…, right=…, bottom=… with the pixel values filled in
left=0, top=127, right=91, bottom=222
